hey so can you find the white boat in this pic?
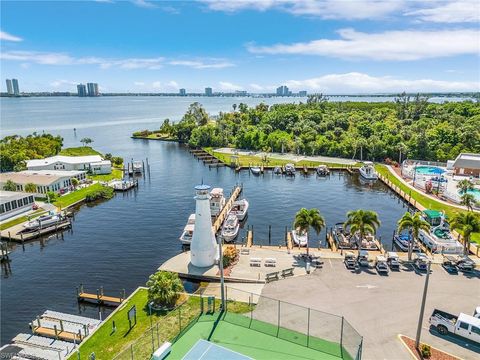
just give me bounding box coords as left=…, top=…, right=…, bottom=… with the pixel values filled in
left=393, top=232, right=420, bottom=252
left=179, top=214, right=195, bottom=245
left=250, top=166, right=261, bottom=175
left=359, top=161, right=377, bottom=180
left=230, top=199, right=249, bottom=221
left=209, top=188, right=225, bottom=217
left=132, top=161, right=142, bottom=173
left=291, top=229, right=308, bottom=247
left=24, top=212, right=61, bottom=231
left=419, top=210, right=463, bottom=255
left=221, top=214, right=240, bottom=242
left=316, top=165, right=330, bottom=176
left=285, top=163, right=296, bottom=175
left=273, top=166, right=282, bottom=174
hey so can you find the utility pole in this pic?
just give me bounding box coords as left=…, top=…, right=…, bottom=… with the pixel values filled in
left=415, top=261, right=431, bottom=349
left=217, top=235, right=226, bottom=310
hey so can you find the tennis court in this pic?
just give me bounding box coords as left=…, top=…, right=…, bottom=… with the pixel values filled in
left=181, top=340, right=252, bottom=360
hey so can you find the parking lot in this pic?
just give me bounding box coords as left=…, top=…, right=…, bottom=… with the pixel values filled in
left=261, top=258, right=480, bottom=360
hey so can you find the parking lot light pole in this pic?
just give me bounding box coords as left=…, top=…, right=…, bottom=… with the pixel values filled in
left=415, top=261, right=432, bottom=349
left=217, top=235, right=226, bottom=311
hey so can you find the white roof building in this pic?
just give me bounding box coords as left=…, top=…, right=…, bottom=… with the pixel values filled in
left=26, top=155, right=111, bottom=174
left=452, top=153, right=480, bottom=176
left=0, top=191, right=35, bottom=221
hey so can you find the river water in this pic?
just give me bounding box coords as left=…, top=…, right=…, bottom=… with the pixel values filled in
left=0, top=96, right=448, bottom=344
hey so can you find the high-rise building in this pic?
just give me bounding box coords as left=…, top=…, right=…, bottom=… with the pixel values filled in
left=77, top=84, right=87, bottom=97
left=87, top=82, right=99, bottom=97
left=299, top=90, right=307, bottom=96
left=5, top=79, right=13, bottom=95
left=12, top=79, right=20, bottom=95
left=276, top=85, right=289, bottom=96
left=205, top=87, right=213, bottom=96
left=179, top=88, right=186, bottom=96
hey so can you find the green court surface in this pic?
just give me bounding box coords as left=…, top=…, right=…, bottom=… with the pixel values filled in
left=167, top=313, right=346, bottom=360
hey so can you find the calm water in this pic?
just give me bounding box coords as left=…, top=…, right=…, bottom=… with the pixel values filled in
left=0, top=96, right=421, bottom=344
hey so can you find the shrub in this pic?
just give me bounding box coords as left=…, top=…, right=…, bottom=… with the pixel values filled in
left=85, top=186, right=114, bottom=202
left=146, top=271, right=184, bottom=308
left=420, top=344, right=431, bottom=359
left=47, top=191, right=58, bottom=202
left=111, top=156, right=123, bottom=166
left=223, top=246, right=238, bottom=268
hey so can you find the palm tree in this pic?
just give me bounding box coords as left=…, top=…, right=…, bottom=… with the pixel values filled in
left=3, top=180, right=17, bottom=191
left=457, top=179, right=474, bottom=194
left=24, top=183, right=37, bottom=193
left=450, top=212, right=480, bottom=255
left=146, top=271, right=184, bottom=307
left=397, top=212, right=430, bottom=260
left=294, top=208, right=325, bottom=256
left=460, top=193, right=476, bottom=211
left=344, top=210, right=380, bottom=255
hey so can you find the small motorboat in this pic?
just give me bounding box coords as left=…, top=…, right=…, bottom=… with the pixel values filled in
left=230, top=199, right=249, bottom=221
left=375, top=255, right=389, bottom=274
left=24, top=212, right=61, bottom=231
left=285, top=163, right=296, bottom=176
left=179, top=214, right=195, bottom=245
left=221, top=213, right=240, bottom=242
left=292, top=228, right=308, bottom=247
left=273, top=166, right=282, bottom=175
left=316, top=165, right=330, bottom=176
left=209, top=188, right=225, bottom=217
left=250, top=166, right=261, bottom=175
left=386, top=251, right=400, bottom=271
left=359, top=161, right=377, bottom=180
left=132, top=161, right=143, bottom=174
left=393, top=232, right=420, bottom=252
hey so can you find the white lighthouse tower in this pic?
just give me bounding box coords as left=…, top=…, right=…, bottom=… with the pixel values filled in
left=190, top=184, right=218, bottom=267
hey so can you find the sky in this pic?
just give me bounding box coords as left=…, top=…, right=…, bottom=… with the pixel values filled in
left=1, top=0, right=479, bottom=94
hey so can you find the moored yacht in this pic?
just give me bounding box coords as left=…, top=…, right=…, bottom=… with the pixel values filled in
left=285, top=163, right=296, bottom=176
left=24, top=211, right=62, bottom=231
left=221, top=213, right=240, bottom=242
left=179, top=214, right=195, bottom=245
left=132, top=161, right=143, bottom=174
left=291, top=228, right=308, bottom=247
left=332, top=223, right=356, bottom=249
left=418, top=210, right=463, bottom=254
left=250, top=166, right=261, bottom=175
left=230, top=199, right=249, bottom=221
left=273, top=166, right=282, bottom=175
left=359, top=161, right=377, bottom=180
left=316, top=165, right=330, bottom=176
left=393, top=232, right=420, bottom=252
left=209, top=188, right=225, bottom=217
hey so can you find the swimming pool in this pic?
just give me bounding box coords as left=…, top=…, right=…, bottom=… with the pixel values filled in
left=414, top=166, right=446, bottom=176
left=462, top=188, right=480, bottom=202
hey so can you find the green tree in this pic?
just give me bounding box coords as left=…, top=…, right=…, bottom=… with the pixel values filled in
left=460, top=193, right=476, bottom=211
left=344, top=209, right=381, bottom=256
left=146, top=271, right=184, bottom=307
left=293, top=208, right=325, bottom=256
left=3, top=180, right=17, bottom=191
left=104, top=153, right=113, bottom=160
left=185, top=102, right=209, bottom=126
left=71, top=178, right=79, bottom=188
left=397, top=212, right=430, bottom=260
left=450, top=212, right=480, bottom=255
left=80, top=137, right=93, bottom=147
left=457, top=179, right=474, bottom=194
left=24, top=183, right=37, bottom=193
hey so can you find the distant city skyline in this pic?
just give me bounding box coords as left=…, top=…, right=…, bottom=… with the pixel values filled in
left=1, top=1, right=479, bottom=93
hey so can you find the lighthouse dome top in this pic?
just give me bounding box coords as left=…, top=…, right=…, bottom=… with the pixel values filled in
left=195, top=184, right=211, bottom=191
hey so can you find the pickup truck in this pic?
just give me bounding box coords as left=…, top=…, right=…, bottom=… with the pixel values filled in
left=429, top=309, right=480, bottom=344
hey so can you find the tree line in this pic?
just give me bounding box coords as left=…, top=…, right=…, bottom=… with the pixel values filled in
left=143, top=94, right=480, bottom=163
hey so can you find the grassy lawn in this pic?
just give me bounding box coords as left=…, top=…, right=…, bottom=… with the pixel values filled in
left=53, top=183, right=107, bottom=209
left=204, top=148, right=360, bottom=168
left=0, top=209, right=46, bottom=231
left=376, top=164, right=480, bottom=244
left=88, top=168, right=123, bottom=182
left=132, top=133, right=177, bottom=141
left=59, top=146, right=102, bottom=156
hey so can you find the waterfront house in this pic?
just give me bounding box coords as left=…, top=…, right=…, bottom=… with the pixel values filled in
left=26, top=155, right=112, bottom=174
left=0, top=170, right=86, bottom=195
left=0, top=191, right=35, bottom=221
left=452, top=153, right=480, bottom=177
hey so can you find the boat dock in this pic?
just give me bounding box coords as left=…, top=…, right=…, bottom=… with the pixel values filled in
left=212, top=185, right=242, bottom=234
left=77, top=284, right=125, bottom=306
left=1, top=243, right=10, bottom=261
left=378, top=174, right=422, bottom=210
left=0, top=219, right=72, bottom=243
left=109, top=179, right=138, bottom=191
left=190, top=148, right=224, bottom=166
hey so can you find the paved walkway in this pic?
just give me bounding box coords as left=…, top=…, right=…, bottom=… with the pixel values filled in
left=214, top=148, right=357, bottom=165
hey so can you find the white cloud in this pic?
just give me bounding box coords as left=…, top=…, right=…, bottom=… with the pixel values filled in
left=201, top=0, right=403, bottom=20
left=166, top=80, right=179, bottom=89
left=134, top=81, right=146, bottom=86
left=169, top=60, right=234, bottom=69
left=405, top=1, right=480, bottom=23
left=0, top=30, right=23, bottom=42
left=50, top=80, right=78, bottom=88
left=218, top=81, right=242, bottom=91
left=247, top=28, right=480, bottom=61
left=282, top=72, right=479, bottom=93
left=249, top=83, right=265, bottom=91
left=132, top=0, right=157, bottom=8
left=152, top=81, right=162, bottom=89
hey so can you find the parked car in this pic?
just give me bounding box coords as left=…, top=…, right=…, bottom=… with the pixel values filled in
left=456, top=256, right=475, bottom=272
left=413, top=253, right=429, bottom=272
left=442, top=256, right=458, bottom=274
left=358, top=250, right=369, bottom=267
left=386, top=251, right=400, bottom=271
left=375, top=255, right=389, bottom=274
left=344, top=252, right=357, bottom=270
left=429, top=309, right=480, bottom=344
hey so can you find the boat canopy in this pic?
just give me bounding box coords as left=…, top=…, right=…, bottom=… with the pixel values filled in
left=422, top=209, right=447, bottom=220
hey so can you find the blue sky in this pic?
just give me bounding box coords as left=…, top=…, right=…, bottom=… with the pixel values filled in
left=1, top=0, right=479, bottom=93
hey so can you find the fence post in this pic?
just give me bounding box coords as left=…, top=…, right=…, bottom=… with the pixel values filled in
left=276, top=300, right=281, bottom=337
left=151, top=326, right=155, bottom=353
left=307, top=308, right=310, bottom=348
left=179, top=306, right=182, bottom=332
left=156, top=323, right=160, bottom=347
left=357, top=337, right=363, bottom=360
left=340, top=316, right=344, bottom=359
left=130, top=344, right=134, bottom=360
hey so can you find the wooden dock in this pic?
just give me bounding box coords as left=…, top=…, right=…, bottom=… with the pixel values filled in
left=212, top=185, right=242, bottom=234
left=326, top=233, right=338, bottom=252
left=286, top=231, right=293, bottom=250
left=77, top=285, right=125, bottom=306
left=378, top=174, right=422, bottom=210
left=0, top=219, right=72, bottom=242
left=32, top=326, right=82, bottom=343
left=246, top=230, right=253, bottom=247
